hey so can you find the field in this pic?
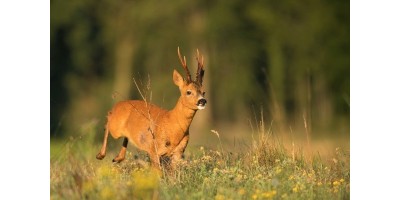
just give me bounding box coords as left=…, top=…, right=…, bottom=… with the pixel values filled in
left=50, top=120, right=349, bottom=200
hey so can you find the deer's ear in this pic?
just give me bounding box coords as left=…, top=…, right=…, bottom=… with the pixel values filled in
left=173, top=69, right=184, bottom=87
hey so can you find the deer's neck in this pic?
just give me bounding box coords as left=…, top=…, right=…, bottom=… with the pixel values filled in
left=169, top=97, right=197, bottom=133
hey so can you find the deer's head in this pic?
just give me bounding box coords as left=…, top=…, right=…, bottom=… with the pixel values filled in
left=173, top=47, right=207, bottom=110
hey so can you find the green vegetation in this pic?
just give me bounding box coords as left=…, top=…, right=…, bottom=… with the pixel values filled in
left=50, top=121, right=349, bottom=200
left=51, top=0, right=349, bottom=138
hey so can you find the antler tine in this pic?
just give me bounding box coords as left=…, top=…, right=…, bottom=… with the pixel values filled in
left=195, top=48, right=205, bottom=85
left=177, top=47, right=192, bottom=82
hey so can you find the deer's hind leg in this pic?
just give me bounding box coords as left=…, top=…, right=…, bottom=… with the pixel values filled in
left=112, top=137, right=129, bottom=163
left=96, top=123, right=110, bottom=160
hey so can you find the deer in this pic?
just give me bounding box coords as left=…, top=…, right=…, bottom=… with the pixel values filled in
left=96, top=47, right=207, bottom=171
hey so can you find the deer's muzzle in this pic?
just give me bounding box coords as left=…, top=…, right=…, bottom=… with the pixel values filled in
left=197, top=98, right=207, bottom=110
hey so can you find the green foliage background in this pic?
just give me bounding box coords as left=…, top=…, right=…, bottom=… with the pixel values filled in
left=50, top=0, right=349, bottom=139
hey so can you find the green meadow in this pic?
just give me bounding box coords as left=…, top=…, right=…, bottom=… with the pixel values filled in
left=50, top=120, right=349, bottom=200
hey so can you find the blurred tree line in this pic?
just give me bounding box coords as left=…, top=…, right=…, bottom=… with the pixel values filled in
left=51, top=0, right=349, bottom=138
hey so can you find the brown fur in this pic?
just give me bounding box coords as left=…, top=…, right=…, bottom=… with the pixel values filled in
left=96, top=49, right=206, bottom=171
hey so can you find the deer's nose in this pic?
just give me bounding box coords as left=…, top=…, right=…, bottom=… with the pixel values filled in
left=197, top=98, right=207, bottom=106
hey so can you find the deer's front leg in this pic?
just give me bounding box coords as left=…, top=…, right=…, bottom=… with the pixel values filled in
left=171, top=134, right=189, bottom=170
left=148, top=148, right=161, bottom=170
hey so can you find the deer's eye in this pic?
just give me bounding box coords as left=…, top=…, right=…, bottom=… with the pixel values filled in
left=186, top=90, right=192, bottom=95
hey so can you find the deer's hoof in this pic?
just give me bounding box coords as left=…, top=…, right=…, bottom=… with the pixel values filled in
left=112, top=156, right=125, bottom=163
left=96, top=153, right=106, bottom=160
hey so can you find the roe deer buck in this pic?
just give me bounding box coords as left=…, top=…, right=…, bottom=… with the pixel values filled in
left=96, top=47, right=207, bottom=170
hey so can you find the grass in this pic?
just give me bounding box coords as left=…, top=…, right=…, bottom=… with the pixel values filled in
left=50, top=120, right=349, bottom=200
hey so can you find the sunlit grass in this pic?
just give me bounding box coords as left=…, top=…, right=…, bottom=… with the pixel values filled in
left=50, top=121, right=349, bottom=200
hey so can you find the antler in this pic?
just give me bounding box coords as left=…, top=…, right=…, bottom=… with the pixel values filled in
left=177, top=47, right=192, bottom=82
left=195, top=49, right=205, bottom=85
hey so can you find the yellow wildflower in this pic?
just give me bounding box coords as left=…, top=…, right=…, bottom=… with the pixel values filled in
left=262, top=190, right=277, bottom=198
left=126, top=180, right=132, bottom=186
left=333, top=181, right=340, bottom=186
left=100, top=188, right=113, bottom=199
left=82, top=181, right=95, bottom=193
left=238, top=188, right=246, bottom=195
left=333, top=188, right=339, bottom=193
left=131, top=170, right=160, bottom=190
left=97, top=165, right=113, bottom=177
left=215, top=194, right=224, bottom=200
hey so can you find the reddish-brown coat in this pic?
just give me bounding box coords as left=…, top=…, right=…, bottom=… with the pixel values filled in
left=96, top=48, right=206, bottom=171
